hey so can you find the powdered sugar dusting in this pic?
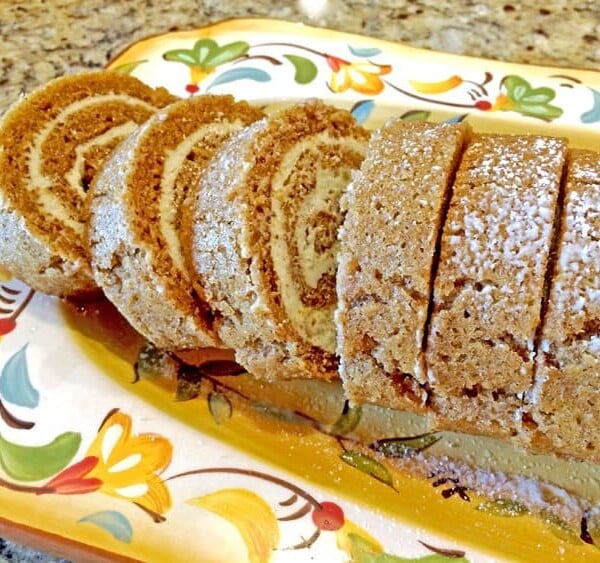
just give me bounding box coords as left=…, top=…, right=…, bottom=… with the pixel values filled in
left=545, top=153, right=600, bottom=342
left=444, top=135, right=565, bottom=300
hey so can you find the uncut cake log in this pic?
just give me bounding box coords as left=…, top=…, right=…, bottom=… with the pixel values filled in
left=336, top=119, right=470, bottom=412
left=529, top=149, right=600, bottom=460
left=0, top=71, right=176, bottom=297
left=88, top=95, right=264, bottom=350
left=188, top=100, right=369, bottom=380
left=426, top=134, right=568, bottom=439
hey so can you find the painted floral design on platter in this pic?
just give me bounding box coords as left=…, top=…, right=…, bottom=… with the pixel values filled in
left=0, top=279, right=600, bottom=559
left=0, top=290, right=468, bottom=562
left=113, top=38, right=600, bottom=125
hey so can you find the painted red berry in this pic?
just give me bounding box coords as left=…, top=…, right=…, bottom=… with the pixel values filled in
left=185, top=84, right=200, bottom=95
left=312, top=501, right=345, bottom=531
left=475, top=100, right=492, bottom=111
left=0, top=318, right=16, bottom=335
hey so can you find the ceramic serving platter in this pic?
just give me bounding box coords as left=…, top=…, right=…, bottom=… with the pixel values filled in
left=0, top=18, right=599, bottom=563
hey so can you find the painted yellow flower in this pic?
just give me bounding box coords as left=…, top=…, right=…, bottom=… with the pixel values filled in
left=189, top=488, right=279, bottom=563
left=45, top=409, right=173, bottom=515
left=326, top=55, right=392, bottom=95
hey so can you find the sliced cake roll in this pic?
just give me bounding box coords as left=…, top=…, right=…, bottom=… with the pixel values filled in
left=529, top=149, right=600, bottom=460
left=426, top=134, right=568, bottom=438
left=0, top=71, right=176, bottom=297
left=188, top=100, right=369, bottom=380
left=336, top=119, right=470, bottom=412
left=88, top=96, right=264, bottom=350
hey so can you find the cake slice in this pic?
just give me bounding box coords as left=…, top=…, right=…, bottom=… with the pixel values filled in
left=336, top=119, right=470, bottom=412
left=426, top=134, right=568, bottom=438
left=187, top=100, right=369, bottom=380
left=0, top=71, right=176, bottom=297
left=88, top=95, right=264, bottom=350
left=528, top=149, right=600, bottom=460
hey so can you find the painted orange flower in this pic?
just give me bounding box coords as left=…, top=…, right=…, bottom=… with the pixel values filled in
left=44, top=409, right=173, bottom=515
left=326, top=55, right=392, bottom=95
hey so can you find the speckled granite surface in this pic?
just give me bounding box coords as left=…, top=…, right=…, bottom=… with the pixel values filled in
left=0, top=0, right=598, bottom=560
left=1, top=0, right=599, bottom=115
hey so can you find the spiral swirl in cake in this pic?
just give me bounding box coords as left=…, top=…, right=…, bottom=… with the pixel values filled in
left=187, top=100, right=369, bottom=380
left=88, top=95, right=264, bottom=350
left=0, top=71, right=177, bottom=297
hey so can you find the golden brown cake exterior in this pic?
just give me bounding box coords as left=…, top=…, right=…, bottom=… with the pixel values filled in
left=0, top=70, right=176, bottom=297
left=188, top=100, right=369, bottom=380
left=426, top=134, right=568, bottom=438
left=336, top=119, right=470, bottom=412
left=528, top=149, right=600, bottom=460
left=88, top=95, right=264, bottom=350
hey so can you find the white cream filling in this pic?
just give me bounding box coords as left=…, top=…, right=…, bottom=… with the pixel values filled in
left=159, top=121, right=242, bottom=272
left=27, top=94, right=158, bottom=233
left=65, top=122, right=139, bottom=196
left=270, top=133, right=365, bottom=353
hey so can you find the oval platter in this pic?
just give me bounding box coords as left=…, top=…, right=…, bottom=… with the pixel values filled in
left=0, top=17, right=599, bottom=563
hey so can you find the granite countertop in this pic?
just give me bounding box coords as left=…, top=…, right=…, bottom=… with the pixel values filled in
left=1, top=0, right=599, bottom=115
left=0, top=0, right=598, bottom=560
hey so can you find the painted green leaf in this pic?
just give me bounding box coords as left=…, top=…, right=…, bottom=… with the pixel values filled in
left=514, top=102, right=563, bottom=119
left=208, top=392, right=232, bottom=424
left=330, top=401, right=362, bottom=435
left=0, top=431, right=81, bottom=481
left=283, top=54, right=318, bottom=84
left=163, top=39, right=249, bottom=68
left=581, top=87, right=600, bottom=123
left=400, top=110, right=431, bottom=122
left=134, top=341, right=179, bottom=382
left=79, top=511, right=133, bottom=543
left=207, top=68, right=271, bottom=90
left=347, top=532, right=468, bottom=562
left=520, top=89, right=555, bottom=103
left=203, top=41, right=249, bottom=67
left=541, top=509, right=581, bottom=545
left=370, top=432, right=441, bottom=458
left=111, top=60, right=147, bottom=75
left=348, top=45, right=382, bottom=58
left=0, top=344, right=39, bottom=408
left=163, top=49, right=200, bottom=65
left=350, top=100, right=375, bottom=124
left=192, top=38, right=218, bottom=64
left=502, top=75, right=529, bottom=100
left=502, top=75, right=562, bottom=119
left=476, top=499, right=529, bottom=517
left=340, top=451, right=394, bottom=488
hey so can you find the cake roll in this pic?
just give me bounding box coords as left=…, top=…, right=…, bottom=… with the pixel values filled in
left=426, top=134, right=568, bottom=438
left=188, top=100, right=369, bottom=380
left=0, top=71, right=176, bottom=297
left=528, top=149, right=600, bottom=460
left=88, top=95, right=264, bottom=350
left=336, top=119, right=470, bottom=412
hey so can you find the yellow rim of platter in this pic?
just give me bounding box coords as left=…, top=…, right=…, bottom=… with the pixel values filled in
left=0, top=17, right=598, bottom=563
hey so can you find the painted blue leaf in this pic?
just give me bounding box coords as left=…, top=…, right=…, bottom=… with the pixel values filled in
left=351, top=100, right=375, bottom=124
left=444, top=114, right=468, bottom=124
left=0, top=344, right=39, bottom=408
left=206, top=67, right=271, bottom=90
left=581, top=87, right=600, bottom=123
left=348, top=45, right=382, bottom=58
left=79, top=511, right=133, bottom=543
